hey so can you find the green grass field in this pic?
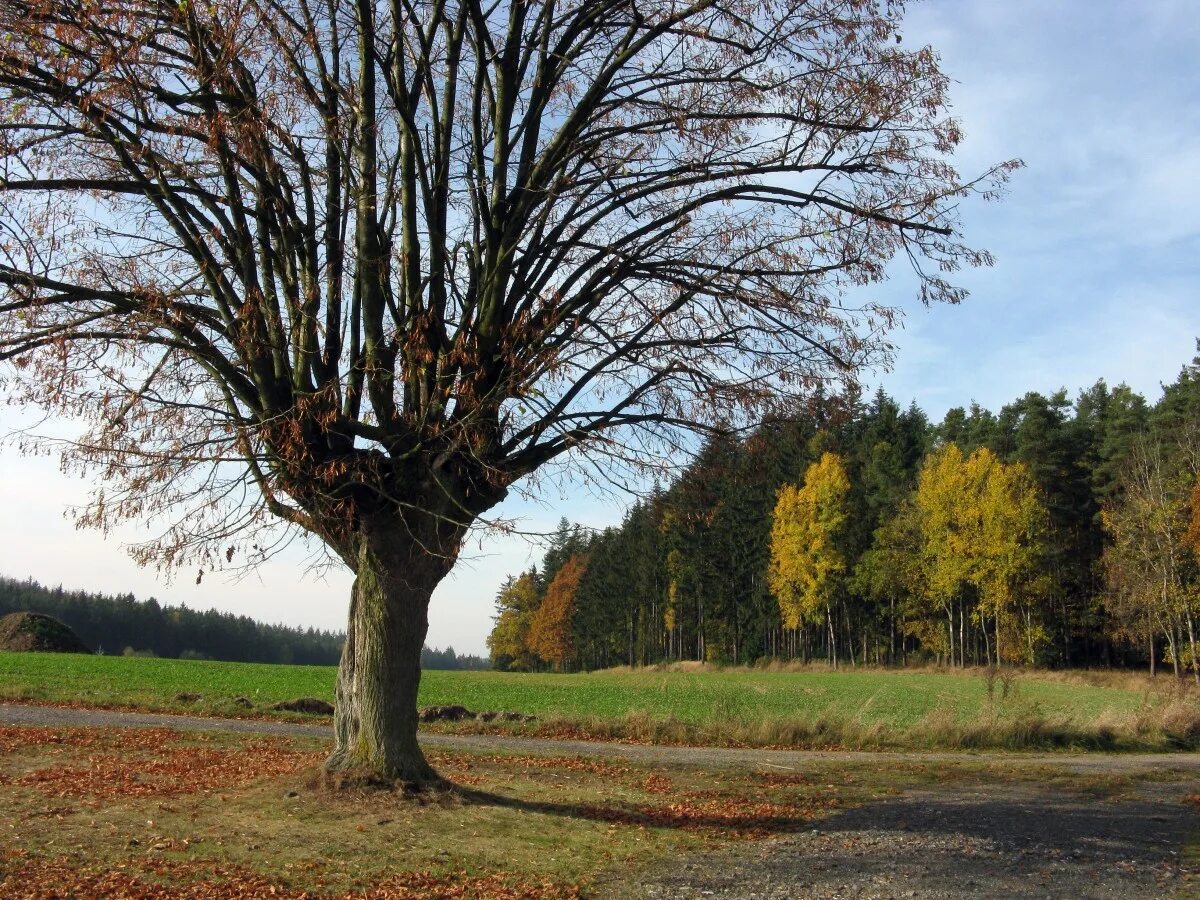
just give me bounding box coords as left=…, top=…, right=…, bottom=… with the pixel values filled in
left=1, top=651, right=1196, bottom=750
left=9, top=652, right=1200, bottom=748
left=0, top=650, right=1153, bottom=722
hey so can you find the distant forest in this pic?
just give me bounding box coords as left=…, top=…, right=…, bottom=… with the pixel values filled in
left=0, top=577, right=486, bottom=669
left=489, top=346, right=1200, bottom=680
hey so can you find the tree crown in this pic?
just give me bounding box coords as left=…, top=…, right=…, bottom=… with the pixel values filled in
left=0, top=0, right=1015, bottom=575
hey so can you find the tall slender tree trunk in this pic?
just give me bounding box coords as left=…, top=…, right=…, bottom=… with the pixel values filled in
left=325, top=520, right=458, bottom=785
left=1060, top=593, right=1070, bottom=666
left=1186, top=611, right=1199, bottom=687
left=827, top=608, right=837, bottom=669
left=889, top=596, right=896, bottom=666
left=946, top=606, right=954, bottom=668
left=631, top=609, right=638, bottom=666
left=995, top=614, right=1002, bottom=668
left=844, top=604, right=855, bottom=668
left=1025, top=609, right=1034, bottom=664
left=958, top=600, right=965, bottom=668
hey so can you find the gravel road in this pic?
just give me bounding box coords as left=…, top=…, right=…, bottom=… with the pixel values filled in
left=617, top=778, right=1198, bottom=899
left=2, top=702, right=1197, bottom=776
left=3, top=702, right=1197, bottom=898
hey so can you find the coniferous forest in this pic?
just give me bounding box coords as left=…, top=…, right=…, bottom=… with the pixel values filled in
left=0, top=577, right=487, bottom=668
left=489, top=347, right=1200, bottom=680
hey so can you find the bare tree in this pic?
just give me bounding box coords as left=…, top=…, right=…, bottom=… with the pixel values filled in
left=0, top=0, right=1015, bottom=783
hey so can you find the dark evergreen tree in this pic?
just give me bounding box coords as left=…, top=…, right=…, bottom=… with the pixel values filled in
left=486, top=342, right=1200, bottom=673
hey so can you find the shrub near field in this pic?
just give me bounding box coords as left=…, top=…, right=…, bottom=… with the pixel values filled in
left=1, top=652, right=1196, bottom=749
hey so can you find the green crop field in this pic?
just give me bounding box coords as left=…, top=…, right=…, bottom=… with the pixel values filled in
left=1, top=651, right=1196, bottom=750
left=0, top=651, right=334, bottom=710
left=0, top=651, right=1147, bottom=721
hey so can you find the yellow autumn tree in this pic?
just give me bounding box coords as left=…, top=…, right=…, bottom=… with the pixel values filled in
left=1187, top=477, right=1200, bottom=559
left=975, top=456, right=1048, bottom=664
left=769, top=452, right=851, bottom=665
left=901, top=445, right=968, bottom=663
left=911, top=444, right=1046, bottom=665
left=486, top=569, right=542, bottom=671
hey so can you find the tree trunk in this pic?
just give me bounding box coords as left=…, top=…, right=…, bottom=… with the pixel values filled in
left=1167, top=625, right=1180, bottom=679
left=827, top=608, right=837, bottom=669
left=946, top=606, right=954, bottom=668
left=325, top=522, right=456, bottom=785
left=1186, top=611, right=1199, bottom=688
left=995, top=613, right=1002, bottom=668
left=958, top=600, right=965, bottom=668
left=889, top=596, right=896, bottom=666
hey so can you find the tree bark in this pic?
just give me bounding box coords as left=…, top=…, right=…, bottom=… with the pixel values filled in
left=1186, top=611, right=1199, bottom=687
left=982, top=616, right=992, bottom=667
left=827, top=608, right=837, bottom=669
left=1167, top=625, right=1180, bottom=679
left=946, top=606, right=954, bottom=668
left=996, top=613, right=1002, bottom=668
left=324, top=521, right=457, bottom=785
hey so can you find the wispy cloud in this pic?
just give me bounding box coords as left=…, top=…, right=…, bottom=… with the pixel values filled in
left=1, top=0, right=1197, bottom=653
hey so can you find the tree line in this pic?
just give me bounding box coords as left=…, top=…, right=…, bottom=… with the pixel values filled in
left=0, top=577, right=486, bottom=669
left=489, top=347, right=1200, bottom=681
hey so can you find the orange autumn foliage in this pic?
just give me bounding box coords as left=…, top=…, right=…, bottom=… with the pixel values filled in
left=1187, top=478, right=1200, bottom=559
left=528, top=555, right=587, bottom=671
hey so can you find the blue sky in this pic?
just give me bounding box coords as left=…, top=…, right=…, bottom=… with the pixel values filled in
left=878, top=0, right=1200, bottom=415
left=1, top=0, right=1197, bottom=655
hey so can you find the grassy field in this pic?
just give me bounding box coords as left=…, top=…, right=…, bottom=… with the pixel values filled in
left=1, top=651, right=1197, bottom=750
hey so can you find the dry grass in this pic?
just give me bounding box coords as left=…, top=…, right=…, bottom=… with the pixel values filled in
left=2, top=720, right=1192, bottom=897
left=506, top=685, right=1200, bottom=752
left=636, top=658, right=1200, bottom=694
left=0, top=725, right=894, bottom=897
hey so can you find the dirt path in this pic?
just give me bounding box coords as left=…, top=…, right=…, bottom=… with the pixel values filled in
left=3, top=702, right=1198, bottom=776
left=3, top=702, right=1197, bottom=898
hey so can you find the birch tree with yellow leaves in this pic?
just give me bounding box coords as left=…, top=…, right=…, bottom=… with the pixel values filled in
left=910, top=444, right=1047, bottom=665
left=769, top=452, right=851, bottom=666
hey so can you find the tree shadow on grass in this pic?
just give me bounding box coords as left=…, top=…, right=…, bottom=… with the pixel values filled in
left=450, top=784, right=815, bottom=835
